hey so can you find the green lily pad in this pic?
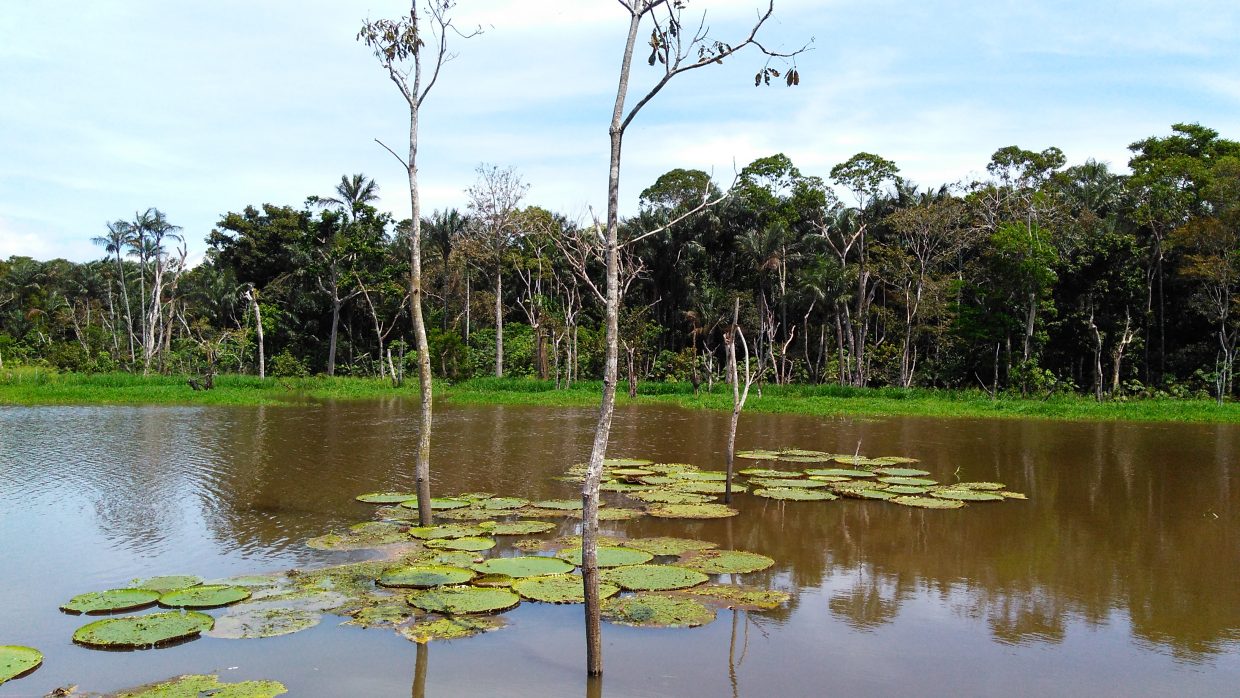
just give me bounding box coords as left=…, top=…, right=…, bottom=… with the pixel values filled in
left=73, top=611, right=214, bottom=649
left=804, top=468, right=876, bottom=478
left=207, top=607, right=322, bottom=639
left=672, top=481, right=744, bottom=495
left=356, top=491, right=418, bottom=504
left=159, top=585, right=251, bottom=609
left=128, top=575, right=203, bottom=594
left=736, top=450, right=782, bottom=460
left=600, top=564, right=709, bottom=591
left=885, top=485, right=929, bottom=495
left=600, top=481, right=652, bottom=492
left=892, top=495, right=966, bottom=509
left=646, top=503, right=739, bottom=519
left=110, top=674, right=287, bottom=697
left=806, top=475, right=853, bottom=483
left=603, top=593, right=716, bottom=627
left=400, top=497, right=470, bottom=510
left=636, top=475, right=680, bottom=485
left=776, top=454, right=836, bottom=463
left=531, top=499, right=585, bottom=510
left=830, top=456, right=888, bottom=467
left=517, top=507, right=576, bottom=518
left=0, top=646, right=42, bottom=685
left=423, top=551, right=482, bottom=568
left=556, top=546, right=654, bottom=568
left=343, top=603, right=412, bottom=628
left=738, top=468, right=791, bottom=477
left=604, top=457, right=654, bottom=466
left=671, top=470, right=727, bottom=481
left=571, top=507, right=646, bottom=521
left=832, top=480, right=890, bottom=491
left=399, top=616, right=506, bottom=643
left=477, top=520, right=556, bottom=535
left=931, top=489, right=1005, bottom=502
left=432, top=507, right=497, bottom=521
left=675, top=550, right=775, bottom=574
left=631, top=490, right=714, bottom=505
left=621, top=537, right=717, bottom=556
left=953, top=481, right=1007, bottom=490
left=780, top=449, right=831, bottom=457
left=407, top=586, right=521, bottom=615
left=1000, top=491, right=1029, bottom=500
left=749, top=478, right=829, bottom=489
left=293, top=560, right=397, bottom=596
left=471, top=573, right=516, bottom=587
left=679, top=584, right=791, bottom=610
left=873, top=456, right=921, bottom=464
left=426, top=537, right=496, bottom=552
left=873, top=467, right=931, bottom=477
left=837, top=488, right=896, bottom=500
left=378, top=565, right=476, bottom=589
left=307, top=522, right=410, bottom=550
left=753, top=488, right=838, bottom=501
left=877, top=476, right=938, bottom=487
left=408, top=524, right=486, bottom=540
left=481, top=497, right=529, bottom=510
left=642, top=462, right=697, bottom=473
left=512, top=574, right=620, bottom=603
left=61, top=588, right=160, bottom=614
left=609, top=468, right=655, bottom=477
left=471, top=556, right=574, bottom=578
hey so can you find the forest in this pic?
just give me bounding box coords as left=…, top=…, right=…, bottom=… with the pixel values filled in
left=2, top=123, right=1238, bottom=402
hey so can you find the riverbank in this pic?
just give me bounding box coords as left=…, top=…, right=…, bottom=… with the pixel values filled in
left=4, top=369, right=1239, bottom=423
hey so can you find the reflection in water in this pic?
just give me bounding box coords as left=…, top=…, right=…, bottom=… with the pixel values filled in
left=2, top=404, right=1238, bottom=696
left=412, top=641, right=427, bottom=698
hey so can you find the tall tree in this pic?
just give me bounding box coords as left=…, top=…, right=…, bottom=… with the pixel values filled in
left=359, top=1, right=478, bottom=526
left=465, top=164, right=529, bottom=377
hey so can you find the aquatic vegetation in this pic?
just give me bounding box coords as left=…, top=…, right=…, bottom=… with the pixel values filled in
left=128, top=575, right=203, bottom=593
left=803, top=468, right=876, bottom=478
left=73, top=611, right=214, bottom=649
left=477, top=520, right=556, bottom=535
left=307, top=522, right=410, bottom=550
left=877, top=476, right=938, bottom=487
left=678, top=584, right=790, bottom=610
left=674, top=550, right=775, bottom=575
left=753, top=488, right=838, bottom=501
left=531, top=499, right=585, bottom=510
left=343, top=603, right=413, bottom=628
left=884, top=485, right=930, bottom=495
left=399, top=616, right=506, bottom=643
left=378, top=565, right=476, bottom=589
left=645, top=503, right=739, bottom=519
left=602, top=593, right=716, bottom=627
left=671, top=470, right=729, bottom=481
left=555, top=546, right=654, bottom=568
left=61, top=588, right=160, bottom=614
left=630, top=490, right=714, bottom=504
left=748, top=478, right=830, bottom=489
left=471, top=573, right=517, bottom=587
left=670, top=480, right=743, bottom=495
left=873, top=467, right=931, bottom=477
left=735, top=449, right=781, bottom=460
left=951, top=481, right=1006, bottom=490
left=400, top=497, right=471, bottom=510
left=738, top=468, right=791, bottom=477
left=355, top=492, right=418, bottom=504
left=426, top=536, right=496, bottom=552
left=512, top=575, right=619, bottom=604
left=891, top=495, right=965, bottom=509
left=621, top=537, right=717, bottom=556
left=208, top=607, right=322, bottom=639
left=600, top=564, right=709, bottom=591
left=571, top=507, right=646, bottom=521
left=407, top=586, right=521, bottom=614
left=481, top=497, right=530, bottom=510
left=158, top=585, right=251, bottom=609
left=109, top=674, right=287, bottom=697
left=930, top=489, right=1005, bottom=502
left=407, top=524, right=487, bottom=540
left=471, top=556, right=574, bottom=578
left=0, top=646, right=42, bottom=685
left=837, top=488, right=896, bottom=500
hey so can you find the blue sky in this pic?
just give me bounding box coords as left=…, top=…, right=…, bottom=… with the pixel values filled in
left=2, top=0, right=1238, bottom=262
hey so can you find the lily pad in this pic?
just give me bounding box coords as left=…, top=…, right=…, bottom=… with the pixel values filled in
left=646, top=503, right=739, bottom=519
left=838, top=488, right=896, bottom=500
left=356, top=491, right=418, bottom=504
left=636, top=475, right=680, bottom=485
left=621, top=537, right=717, bottom=556
left=873, top=456, right=920, bottom=464
left=603, top=593, right=716, bottom=627
left=207, top=607, right=322, bottom=639
left=609, top=468, right=655, bottom=477
left=426, top=537, right=496, bottom=552
left=556, top=546, right=654, bottom=568
left=517, top=507, right=576, bottom=518
left=477, top=520, right=556, bottom=536
left=571, top=507, right=646, bottom=521
left=61, top=588, right=160, bottom=614
left=110, top=674, right=287, bottom=697
left=877, top=476, right=938, bottom=487
left=600, top=564, right=709, bottom=591
left=378, top=565, right=476, bottom=589
left=400, top=497, right=470, bottom=511
left=407, top=524, right=486, bottom=540
left=433, top=507, right=498, bottom=521
left=0, top=646, right=42, bottom=685
left=885, top=485, right=929, bottom=495
left=129, top=575, right=203, bottom=594
left=873, top=467, right=931, bottom=477
left=73, top=611, right=214, bottom=649
left=512, top=574, right=620, bottom=603
left=407, top=586, right=521, bottom=614
left=749, top=478, right=829, bottom=489
left=471, top=556, right=574, bottom=578
left=671, top=470, right=728, bottom=481
left=804, top=468, right=876, bottom=478
left=631, top=490, right=713, bottom=505
left=481, top=497, right=529, bottom=510
left=471, top=573, right=516, bottom=587
left=531, top=499, right=585, bottom=510
left=738, top=468, right=791, bottom=477
left=891, top=495, right=966, bottom=509
left=600, top=481, right=651, bottom=492
left=735, top=450, right=782, bottom=460
left=753, top=488, right=838, bottom=501
left=343, top=603, right=412, bottom=628
left=675, top=550, right=775, bottom=575
left=679, top=584, right=791, bottom=610
left=307, top=522, right=410, bottom=550
left=832, top=480, right=890, bottom=491
left=806, top=475, right=853, bottom=483
left=780, top=449, right=831, bottom=457
left=776, top=454, right=836, bottom=463
left=953, top=481, right=1007, bottom=490
left=931, top=489, right=1005, bottom=502
left=1000, top=491, right=1029, bottom=500
left=604, top=457, right=654, bottom=467
left=159, top=585, right=251, bottom=609
left=399, top=616, right=506, bottom=643
left=672, top=481, right=744, bottom=495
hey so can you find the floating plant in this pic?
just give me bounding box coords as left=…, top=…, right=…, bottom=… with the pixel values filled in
left=73, top=611, right=214, bottom=649
left=471, top=574, right=517, bottom=587
left=884, top=485, right=930, bottom=495
left=679, top=584, right=791, bottom=610
left=671, top=471, right=729, bottom=481
left=735, top=449, right=782, bottom=460
left=128, top=575, right=203, bottom=594
left=512, top=574, right=619, bottom=604
left=877, top=476, right=938, bottom=487
left=753, top=488, right=838, bottom=501
left=621, top=537, right=717, bottom=556
left=804, top=468, right=876, bottom=478
left=748, top=478, right=830, bottom=489
left=425, top=537, right=496, bottom=552
left=570, top=508, right=646, bottom=521
left=531, top=499, right=586, bottom=510
left=378, top=565, right=475, bottom=589
left=873, top=467, right=931, bottom=477
left=61, top=588, right=160, bottom=614
left=407, top=586, right=521, bottom=615
left=355, top=492, right=419, bottom=504
left=477, top=520, right=556, bottom=536
left=645, top=503, right=739, bottom=519
left=555, top=546, right=654, bottom=568
left=400, top=497, right=471, bottom=510
left=0, top=646, right=42, bottom=685
left=109, top=674, right=287, bottom=698
left=481, top=497, right=529, bottom=510
left=674, top=550, right=775, bottom=575
left=399, top=616, right=506, bottom=643
left=837, top=488, right=896, bottom=501
left=159, top=585, right=251, bottom=609
left=930, top=489, right=1005, bottom=502
left=471, top=556, right=574, bottom=578
left=738, top=468, right=791, bottom=477
left=600, top=564, right=709, bottom=591
left=208, top=607, right=323, bottom=639
left=307, top=522, right=411, bottom=550
left=407, top=524, right=487, bottom=540
left=602, top=593, right=716, bottom=627
left=891, top=496, right=966, bottom=509
left=630, top=490, right=714, bottom=505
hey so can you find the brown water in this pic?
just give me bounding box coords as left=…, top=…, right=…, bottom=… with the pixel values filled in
left=1, top=402, right=1237, bottom=697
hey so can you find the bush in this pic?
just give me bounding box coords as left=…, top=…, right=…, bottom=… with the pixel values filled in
left=270, top=349, right=310, bottom=377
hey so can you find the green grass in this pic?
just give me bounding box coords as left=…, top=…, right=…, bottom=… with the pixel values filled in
left=3, top=369, right=1239, bottom=423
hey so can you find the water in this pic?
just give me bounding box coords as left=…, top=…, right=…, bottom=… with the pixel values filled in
left=1, top=402, right=1237, bottom=696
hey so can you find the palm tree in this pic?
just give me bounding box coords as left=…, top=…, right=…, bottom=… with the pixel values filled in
left=310, top=174, right=379, bottom=375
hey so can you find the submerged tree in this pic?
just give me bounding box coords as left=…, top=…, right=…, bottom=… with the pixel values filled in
left=359, top=1, right=479, bottom=526
left=578, top=0, right=806, bottom=677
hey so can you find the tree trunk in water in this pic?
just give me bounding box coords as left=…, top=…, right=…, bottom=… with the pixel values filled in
left=494, top=272, right=503, bottom=378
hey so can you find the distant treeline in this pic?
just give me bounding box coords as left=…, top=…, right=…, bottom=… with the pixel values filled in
left=2, top=123, right=1238, bottom=402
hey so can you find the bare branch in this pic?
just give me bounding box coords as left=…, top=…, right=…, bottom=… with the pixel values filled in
left=375, top=138, right=410, bottom=170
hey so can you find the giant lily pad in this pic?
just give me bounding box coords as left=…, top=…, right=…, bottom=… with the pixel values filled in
left=471, top=573, right=517, bottom=588
left=738, top=468, right=791, bottom=477
left=675, top=550, right=775, bottom=575
left=356, top=491, right=418, bottom=504
left=556, top=546, right=654, bottom=568
left=931, top=489, right=1005, bottom=502
left=600, top=564, right=709, bottom=591
left=735, top=449, right=781, bottom=460
left=646, top=503, right=738, bottom=519
left=399, top=616, right=506, bottom=643
left=891, top=495, right=966, bottom=509
left=400, top=497, right=470, bottom=511
left=207, top=607, right=322, bottom=639
left=635, top=475, right=680, bottom=486
left=609, top=468, right=655, bottom=478
left=128, top=576, right=203, bottom=594
left=307, top=522, right=410, bottom=550
left=873, top=467, right=931, bottom=477
left=407, top=524, right=486, bottom=540
left=0, top=646, right=42, bottom=685
left=885, top=485, right=930, bottom=495
left=621, top=537, right=717, bottom=556
left=61, top=588, right=160, bottom=614
left=603, top=593, right=716, bottom=627
left=804, top=468, right=876, bottom=478
left=531, top=499, right=585, bottom=510
left=679, top=584, right=791, bottom=610
left=73, top=611, right=214, bottom=649
left=877, top=476, right=938, bottom=487
left=477, top=520, right=556, bottom=536
left=110, top=674, right=287, bottom=697
left=471, top=556, right=574, bottom=578
left=604, top=457, right=654, bottom=467
left=600, top=481, right=651, bottom=493
left=631, top=490, right=713, bottom=505
left=433, top=507, right=497, bottom=521
left=671, top=481, right=744, bottom=495
left=671, top=471, right=728, bottom=481
left=378, top=565, right=475, bottom=589
left=837, top=488, right=896, bottom=500
left=426, top=537, right=496, bottom=552
left=159, top=585, right=251, bottom=609
left=343, top=603, right=413, bottom=628
left=753, top=488, right=838, bottom=501
left=512, top=574, right=620, bottom=603
left=407, top=586, right=521, bottom=615
left=1000, top=491, right=1029, bottom=500
left=776, top=454, right=836, bottom=463
left=571, top=507, right=646, bottom=521
left=481, top=497, right=529, bottom=510
left=952, top=481, right=1007, bottom=491
left=749, top=478, right=828, bottom=489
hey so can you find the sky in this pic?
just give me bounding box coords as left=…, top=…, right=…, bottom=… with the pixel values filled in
left=2, top=0, right=1238, bottom=263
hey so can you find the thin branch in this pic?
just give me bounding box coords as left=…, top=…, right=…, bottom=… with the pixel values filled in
left=375, top=138, right=410, bottom=169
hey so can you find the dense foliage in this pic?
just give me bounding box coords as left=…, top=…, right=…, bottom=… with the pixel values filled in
left=3, top=124, right=1238, bottom=401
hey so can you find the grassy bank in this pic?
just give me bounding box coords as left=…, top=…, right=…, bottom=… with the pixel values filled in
left=4, top=369, right=1239, bottom=423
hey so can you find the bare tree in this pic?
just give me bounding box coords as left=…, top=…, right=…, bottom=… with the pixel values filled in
left=577, top=0, right=806, bottom=677
left=723, top=297, right=757, bottom=502
left=359, top=1, right=479, bottom=526
left=464, top=164, right=529, bottom=378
